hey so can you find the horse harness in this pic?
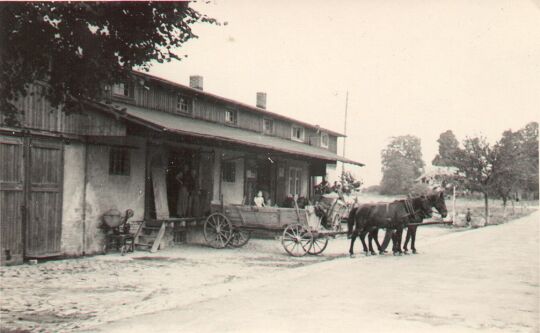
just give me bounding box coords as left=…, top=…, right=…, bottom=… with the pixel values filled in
left=378, top=199, right=418, bottom=221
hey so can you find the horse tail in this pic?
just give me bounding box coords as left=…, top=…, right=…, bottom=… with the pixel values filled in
left=347, top=206, right=357, bottom=238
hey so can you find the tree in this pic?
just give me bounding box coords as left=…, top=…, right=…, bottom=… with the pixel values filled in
left=452, top=136, right=496, bottom=224
left=517, top=122, right=539, bottom=196
left=432, top=130, right=460, bottom=166
left=491, top=130, right=528, bottom=209
left=433, top=132, right=494, bottom=222
left=380, top=135, right=424, bottom=195
left=489, top=122, right=538, bottom=209
left=0, top=2, right=217, bottom=125
left=434, top=123, right=538, bottom=224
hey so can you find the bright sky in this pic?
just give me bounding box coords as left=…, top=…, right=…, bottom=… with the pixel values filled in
left=148, top=0, right=540, bottom=186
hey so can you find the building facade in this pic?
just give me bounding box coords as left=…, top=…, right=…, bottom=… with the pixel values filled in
left=0, top=72, right=362, bottom=265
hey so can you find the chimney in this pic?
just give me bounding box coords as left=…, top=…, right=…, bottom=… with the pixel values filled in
left=256, top=92, right=267, bottom=109
left=189, top=75, right=203, bottom=90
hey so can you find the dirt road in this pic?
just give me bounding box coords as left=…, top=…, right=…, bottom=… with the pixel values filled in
left=85, top=211, right=539, bottom=333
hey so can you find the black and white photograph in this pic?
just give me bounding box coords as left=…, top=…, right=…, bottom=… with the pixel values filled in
left=0, top=1, right=538, bottom=332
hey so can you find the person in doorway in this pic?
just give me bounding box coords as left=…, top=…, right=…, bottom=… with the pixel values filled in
left=175, top=168, right=189, bottom=217
left=182, top=167, right=195, bottom=216
left=254, top=191, right=266, bottom=207
left=189, top=168, right=200, bottom=216
left=465, top=208, right=472, bottom=224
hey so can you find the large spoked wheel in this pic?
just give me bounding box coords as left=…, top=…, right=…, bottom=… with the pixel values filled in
left=229, top=229, right=251, bottom=248
left=308, top=236, right=329, bottom=255
left=282, top=224, right=313, bottom=257
left=204, top=213, right=233, bottom=249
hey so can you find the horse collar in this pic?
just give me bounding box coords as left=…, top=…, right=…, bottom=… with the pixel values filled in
left=405, top=198, right=421, bottom=220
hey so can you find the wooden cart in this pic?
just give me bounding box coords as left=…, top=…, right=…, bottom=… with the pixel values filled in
left=203, top=202, right=348, bottom=257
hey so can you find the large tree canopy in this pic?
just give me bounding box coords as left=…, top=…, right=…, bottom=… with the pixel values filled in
left=380, top=135, right=424, bottom=195
left=433, top=122, right=538, bottom=223
left=0, top=2, right=217, bottom=125
left=432, top=130, right=460, bottom=166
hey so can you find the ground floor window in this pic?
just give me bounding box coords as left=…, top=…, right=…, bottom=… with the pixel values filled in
left=222, top=161, right=236, bottom=182
left=289, top=167, right=302, bottom=196
left=109, top=147, right=130, bottom=175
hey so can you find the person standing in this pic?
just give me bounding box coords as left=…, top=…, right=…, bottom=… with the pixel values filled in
left=175, top=169, right=189, bottom=217
left=188, top=168, right=199, bottom=216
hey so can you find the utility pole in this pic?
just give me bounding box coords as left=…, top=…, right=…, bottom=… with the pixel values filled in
left=341, top=91, right=349, bottom=179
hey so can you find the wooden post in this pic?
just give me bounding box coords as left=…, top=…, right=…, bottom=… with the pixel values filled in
left=452, top=185, right=456, bottom=223
left=81, top=141, right=89, bottom=255
left=341, top=91, right=349, bottom=183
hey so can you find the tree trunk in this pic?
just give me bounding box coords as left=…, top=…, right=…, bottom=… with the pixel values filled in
left=483, top=192, right=489, bottom=225
left=511, top=199, right=515, bottom=215
left=502, top=196, right=507, bottom=218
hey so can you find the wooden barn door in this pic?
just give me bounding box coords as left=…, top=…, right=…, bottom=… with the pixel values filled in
left=0, top=136, right=25, bottom=264
left=25, top=138, right=63, bottom=257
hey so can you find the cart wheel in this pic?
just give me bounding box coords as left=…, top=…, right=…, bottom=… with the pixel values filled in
left=308, top=236, right=329, bottom=255
left=204, top=213, right=233, bottom=249
left=282, top=224, right=313, bottom=257
left=229, top=230, right=251, bottom=248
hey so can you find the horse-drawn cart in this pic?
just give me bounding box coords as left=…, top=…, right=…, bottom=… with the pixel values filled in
left=203, top=199, right=349, bottom=257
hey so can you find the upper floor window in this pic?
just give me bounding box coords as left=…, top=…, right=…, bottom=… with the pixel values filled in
left=225, top=109, right=237, bottom=125
left=176, top=94, right=192, bottom=114
left=263, top=118, right=274, bottom=135
left=291, top=126, right=304, bottom=142
left=321, top=132, right=329, bottom=148
left=112, top=83, right=130, bottom=98
left=109, top=147, right=130, bottom=176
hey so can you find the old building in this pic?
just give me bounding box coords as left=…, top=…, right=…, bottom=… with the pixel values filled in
left=0, top=72, right=362, bottom=265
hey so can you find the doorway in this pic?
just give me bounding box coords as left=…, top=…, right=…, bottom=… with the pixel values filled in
left=0, top=135, right=63, bottom=263
left=166, top=148, right=199, bottom=217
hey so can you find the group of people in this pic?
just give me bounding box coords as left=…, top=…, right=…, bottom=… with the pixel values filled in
left=315, top=179, right=343, bottom=195
left=175, top=164, right=199, bottom=217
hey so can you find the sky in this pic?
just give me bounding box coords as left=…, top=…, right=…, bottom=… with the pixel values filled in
left=148, top=0, right=540, bottom=186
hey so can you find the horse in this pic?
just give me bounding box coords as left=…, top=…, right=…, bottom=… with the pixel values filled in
left=347, top=196, right=433, bottom=257
left=403, top=190, right=448, bottom=254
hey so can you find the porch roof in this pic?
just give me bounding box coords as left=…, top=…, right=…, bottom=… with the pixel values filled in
left=113, top=103, right=364, bottom=166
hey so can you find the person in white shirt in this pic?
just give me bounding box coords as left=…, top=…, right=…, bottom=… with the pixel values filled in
left=254, top=191, right=265, bottom=207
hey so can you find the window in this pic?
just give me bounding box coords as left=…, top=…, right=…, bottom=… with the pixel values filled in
left=176, top=94, right=192, bottom=114
left=291, top=126, right=304, bottom=142
left=225, top=110, right=237, bottom=124
left=263, top=118, right=274, bottom=135
left=289, top=167, right=302, bottom=195
left=112, top=83, right=130, bottom=97
left=222, top=161, right=236, bottom=182
left=109, top=148, right=130, bottom=175
left=321, top=133, right=329, bottom=148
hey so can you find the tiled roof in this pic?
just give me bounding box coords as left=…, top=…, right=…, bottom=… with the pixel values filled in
left=114, top=102, right=363, bottom=166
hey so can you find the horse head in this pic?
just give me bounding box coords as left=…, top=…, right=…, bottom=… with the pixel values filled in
left=428, top=190, right=448, bottom=218
left=416, top=195, right=433, bottom=219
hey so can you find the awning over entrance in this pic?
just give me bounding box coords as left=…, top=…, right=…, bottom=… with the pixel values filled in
left=114, top=103, right=364, bottom=166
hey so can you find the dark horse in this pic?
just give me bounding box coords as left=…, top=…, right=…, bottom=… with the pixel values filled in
left=347, top=196, right=434, bottom=257
left=403, top=191, right=448, bottom=254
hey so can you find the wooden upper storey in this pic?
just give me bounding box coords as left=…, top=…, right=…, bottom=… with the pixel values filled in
left=3, top=74, right=340, bottom=155
left=106, top=72, right=340, bottom=154
left=6, top=83, right=125, bottom=137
